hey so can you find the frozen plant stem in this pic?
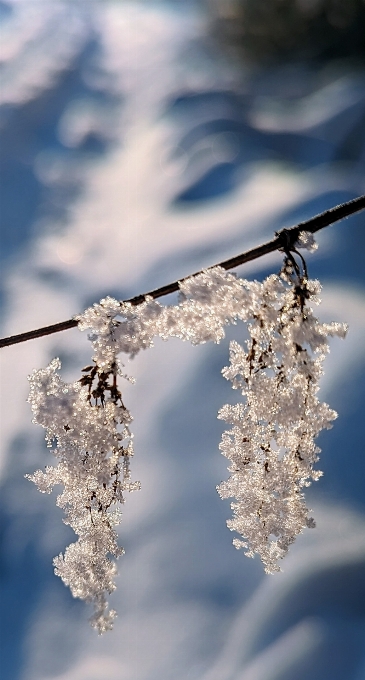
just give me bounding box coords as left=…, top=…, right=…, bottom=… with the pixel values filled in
left=26, top=235, right=347, bottom=631
left=217, top=261, right=347, bottom=573
left=27, top=358, right=140, bottom=634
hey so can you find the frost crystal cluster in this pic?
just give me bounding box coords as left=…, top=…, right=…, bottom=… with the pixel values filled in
left=27, top=259, right=346, bottom=630
left=27, top=358, right=140, bottom=633
left=76, top=267, right=256, bottom=367
left=217, top=273, right=347, bottom=573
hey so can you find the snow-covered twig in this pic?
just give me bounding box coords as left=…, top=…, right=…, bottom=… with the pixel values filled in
left=1, top=194, right=363, bottom=349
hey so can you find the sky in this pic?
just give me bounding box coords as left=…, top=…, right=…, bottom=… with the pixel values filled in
left=0, top=2, right=365, bottom=679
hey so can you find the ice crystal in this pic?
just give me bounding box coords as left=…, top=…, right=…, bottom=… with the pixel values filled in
left=27, top=265, right=346, bottom=629
left=27, top=358, right=140, bottom=633
left=295, top=230, right=318, bottom=252
left=217, top=274, right=347, bottom=573
left=76, top=268, right=255, bottom=367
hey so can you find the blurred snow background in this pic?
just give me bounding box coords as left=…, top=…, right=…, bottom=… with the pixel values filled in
left=0, top=1, right=364, bottom=679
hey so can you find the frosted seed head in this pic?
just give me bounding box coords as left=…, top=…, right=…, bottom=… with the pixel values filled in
left=217, top=274, right=346, bottom=573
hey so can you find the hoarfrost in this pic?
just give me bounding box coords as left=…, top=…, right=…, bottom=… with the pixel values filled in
left=27, top=266, right=346, bottom=628
left=217, top=273, right=347, bottom=573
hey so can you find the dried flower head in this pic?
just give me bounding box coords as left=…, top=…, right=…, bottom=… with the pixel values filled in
left=217, top=273, right=347, bottom=572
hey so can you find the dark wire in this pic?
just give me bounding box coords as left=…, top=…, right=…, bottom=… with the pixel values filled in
left=1, top=194, right=364, bottom=349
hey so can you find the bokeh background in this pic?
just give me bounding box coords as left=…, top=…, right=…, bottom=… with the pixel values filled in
left=0, top=2, right=365, bottom=679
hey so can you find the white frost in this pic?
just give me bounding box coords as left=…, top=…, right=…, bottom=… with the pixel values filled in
left=27, top=358, right=139, bottom=634
left=217, top=273, right=347, bottom=573
left=27, top=266, right=346, bottom=629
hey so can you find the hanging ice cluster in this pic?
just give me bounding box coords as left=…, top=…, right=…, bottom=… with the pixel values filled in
left=27, top=358, right=140, bottom=633
left=217, top=273, right=347, bottom=573
left=27, top=258, right=347, bottom=631
left=28, top=267, right=257, bottom=633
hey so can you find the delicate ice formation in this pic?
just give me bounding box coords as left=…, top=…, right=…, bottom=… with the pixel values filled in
left=217, top=274, right=347, bottom=573
left=76, top=267, right=255, bottom=368
left=27, top=358, right=140, bottom=633
left=294, top=229, right=318, bottom=252
left=27, top=261, right=346, bottom=629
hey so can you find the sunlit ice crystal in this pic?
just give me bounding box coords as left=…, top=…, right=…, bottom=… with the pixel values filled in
left=217, top=274, right=347, bottom=573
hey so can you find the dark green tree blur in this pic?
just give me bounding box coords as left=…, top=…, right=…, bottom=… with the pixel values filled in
left=207, top=0, right=365, bottom=64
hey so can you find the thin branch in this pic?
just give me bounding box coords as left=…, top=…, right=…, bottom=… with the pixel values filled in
left=1, top=194, right=364, bottom=349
